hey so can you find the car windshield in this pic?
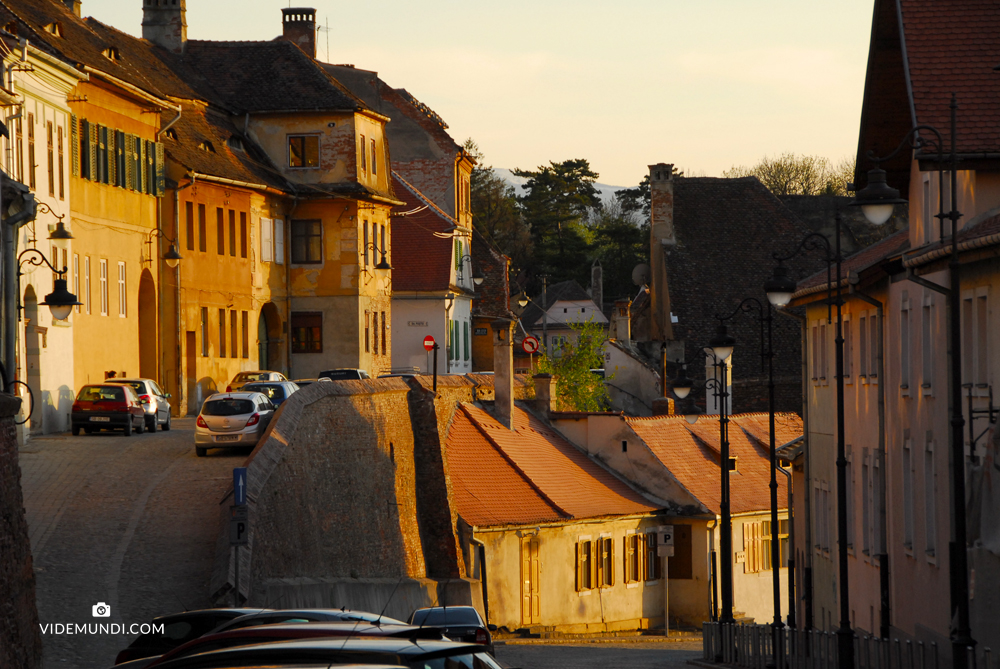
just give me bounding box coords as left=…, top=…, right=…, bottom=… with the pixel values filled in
left=410, top=609, right=480, bottom=626
left=201, top=399, right=255, bottom=416
left=77, top=386, right=125, bottom=402
left=115, top=382, right=145, bottom=394
left=411, top=652, right=502, bottom=669
left=236, top=373, right=270, bottom=382
left=243, top=384, right=285, bottom=399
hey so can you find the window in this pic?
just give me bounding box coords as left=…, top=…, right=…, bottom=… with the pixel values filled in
left=47, top=121, right=54, bottom=196
left=964, top=296, right=974, bottom=384
left=84, top=256, right=91, bottom=314
left=186, top=202, right=195, bottom=250
left=668, top=524, right=693, bottom=579
left=597, top=536, right=614, bottom=587
left=463, top=321, right=469, bottom=361
left=859, top=316, right=868, bottom=378
left=27, top=112, right=35, bottom=189
left=922, top=295, right=933, bottom=390
left=901, top=293, right=911, bottom=390
left=291, top=312, right=322, bottom=353
left=869, top=312, right=879, bottom=379
left=903, top=437, right=914, bottom=549
left=228, top=210, right=236, bottom=256
left=291, top=219, right=322, bottom=263
left=360, top=134, right=367, bottom=171
left=363, top=222, right=369, bottom=266
left=230, top=310, right=237, bottom=358
left=371, top=138, right=377, bottom=175
left=645, top=531, right=661, bottom=580
left=261, top=217, right=273, bottom=262
left=844, top=317, right=852, bottom=379
left=117, top=262, right=127, bottom=317
left=373, top=311, right=380, bottom=355
left=976, top=293, right=988, bottom=386
left=240, top=212, right=247, bottom=258
left=846, top=446, right=854, bottom=549
left=241, top=311, right=249, bottom=358
left=925, top=436, right=936, bottom=556
left=365, top=311, right=370, bottom=353
left=625, top=533, right=642, bottom=584
left=73, top=254, right=79, bottom=313
left=216, top=208, right=225, bottom=255
left=922, top=176, right=932, bottom=244
left=218, top=308, right=226, bottom=358
left=862, top=450, right=871, bottom=555
left=372, top=221, right=378, bottom=259
left=576, top=538, right=594, bottom=591
left=288, top=135, right=319, bottom=168
left=198, top=204, right=207, bottom=252
left=99, top=259, right=108, bottom=316
left=381, top=311, right=387, bottom=355
left=380, top=224, right=386, bottom=263
left=200, top=307, right=208, bottom=357
left=819, top=323, right=827, bottom=380
left=15, top=118, right=23, bottom=182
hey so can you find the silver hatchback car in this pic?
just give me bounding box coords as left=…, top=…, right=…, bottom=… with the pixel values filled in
left=195, top=392, right=276, bottom=457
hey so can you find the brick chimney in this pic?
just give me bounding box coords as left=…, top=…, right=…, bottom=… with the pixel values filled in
left=648, top=163, right=675, bottom=342
left=142, top=0, right=187, bottom=54
left=491, top=319, right=514, bottom=430
left=533, top=373, right=557, bottom=417
left=64, top=0, right=81, bottom=17
left=611, top=298, right=630, bottom=340
left=282, top=8, right=316, bottom=60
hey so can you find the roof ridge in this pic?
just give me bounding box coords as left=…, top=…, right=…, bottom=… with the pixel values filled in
left=458, top=404, right=570, bottom=519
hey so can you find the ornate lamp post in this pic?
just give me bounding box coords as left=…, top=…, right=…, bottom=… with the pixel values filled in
left=852, top=94, right=973, bottom=669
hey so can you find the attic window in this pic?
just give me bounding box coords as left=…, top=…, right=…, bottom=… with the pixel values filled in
left=164, top=128, right=178, bottom=141
left=198, top=140, right=216, bottom=153
left=44, top=22, right=61, bottom=37
left=226, top=136, right=245, bottom=153
left=2, top=22, right=16, bottom=35
left=729, top=457, right=738, bottom=472
left=102, top=47, right=120, bottom=62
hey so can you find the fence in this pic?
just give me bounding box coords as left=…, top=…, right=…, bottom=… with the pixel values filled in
left=702, top=622, right=990, bottom=669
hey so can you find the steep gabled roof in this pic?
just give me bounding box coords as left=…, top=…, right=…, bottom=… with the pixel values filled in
left=792, top=226, right=910, bottom=300
left=390, top=172, right=455, bottom=293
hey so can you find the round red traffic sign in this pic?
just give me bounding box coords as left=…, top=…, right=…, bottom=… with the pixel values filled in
left=522, top=335, right=540, bottom=354
left=423, top=335, right=436, bottom=352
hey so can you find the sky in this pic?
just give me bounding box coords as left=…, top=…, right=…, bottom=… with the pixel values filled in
left=80, top=0, right=876, bottom=188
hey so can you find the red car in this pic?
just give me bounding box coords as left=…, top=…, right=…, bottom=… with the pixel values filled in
left=71, top=384, right=147, bottom=436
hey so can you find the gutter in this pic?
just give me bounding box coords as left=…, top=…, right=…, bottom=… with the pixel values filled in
left=902, top=232, right=1000, bottom=269
left=185, top=171, right=285, bottom=196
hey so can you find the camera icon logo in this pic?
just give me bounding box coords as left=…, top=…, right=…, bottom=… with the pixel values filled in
left=92, top=602, right=111, bottom=618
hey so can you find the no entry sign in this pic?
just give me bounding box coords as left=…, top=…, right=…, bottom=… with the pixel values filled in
left=423, top=335, right=436, bottom=352
left=522, top=335, right=540, bottom=354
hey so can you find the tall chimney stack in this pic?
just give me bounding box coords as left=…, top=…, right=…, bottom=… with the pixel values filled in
left=142, top=0, right=187, bottom=54
left=491, top=319, right=514, bottom=430
left=611, top=298, right=631, bottom=340
left=282, top=8, right=317, bottom=60
left=533, top=373, right=557, bottom=418
left=648, top=163, right=675, bottom=342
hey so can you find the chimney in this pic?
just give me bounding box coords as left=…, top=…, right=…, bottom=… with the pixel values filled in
left=64, top=0, right=81, bottom=17
left=533, top=373, right=557, bottom=417
left=648, top=163, right=675, bottom=342
left=282, top=8, right=316, bottom=60
left=142, top=0, right=187, bottom=54
left=491, top=319, right=514, bottom=430
left=651, top=397, right=673, bottom=416
left=611, top=298, right=630, bottom=340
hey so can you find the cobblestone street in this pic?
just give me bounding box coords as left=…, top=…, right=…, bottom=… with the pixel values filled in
left=20, top=419, right=246, bottom=669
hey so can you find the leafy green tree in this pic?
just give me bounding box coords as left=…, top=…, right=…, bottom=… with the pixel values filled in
left=722, top=153, right=856, bottom=196
left=464, top=139, right=532, bottom=273
left=591, top=200, right=647, bottom=302
left=536, top=320, right=610, bottom=412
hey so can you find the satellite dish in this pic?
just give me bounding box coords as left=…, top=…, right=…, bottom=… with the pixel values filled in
left=632, top=263, right=650, bottom=287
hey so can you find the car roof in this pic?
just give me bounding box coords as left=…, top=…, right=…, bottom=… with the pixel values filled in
left=204, top=393, right=265, bottom=401
left=152, top=609, right=269, bottom=624
left=108, top=378, right=156, bottom=383
left=413, top=606, right=477, bottom=612
left=231, top=609, right=397, bottom=620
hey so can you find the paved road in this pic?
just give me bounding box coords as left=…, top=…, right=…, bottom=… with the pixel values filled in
left=20, top=418, right=247, bottom=669
left=495, top=640, right=703, bottom=669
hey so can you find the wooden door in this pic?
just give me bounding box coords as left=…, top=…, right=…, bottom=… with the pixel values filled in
left=521, top=537, right=540, bottom=626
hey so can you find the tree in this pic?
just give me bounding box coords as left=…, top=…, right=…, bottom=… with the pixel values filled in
left=722, top=153, right=856, bottom=196
left=536, top=320, right=610, bottom=411
left=512, top=159, right=601, bottom=290
left=464, top=139, right=533, bottom=275
left=590, top=200, right=647, bottom=302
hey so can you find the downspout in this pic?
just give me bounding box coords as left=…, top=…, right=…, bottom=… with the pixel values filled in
left=155, top=107, right=181, bottom=390
left=777, top=306, right=811, bottom=629
left=776, top=460, right=795, bottom=627
left=173, top=176, right=194, bottom=414
left=470, top=532, right=489, bottom=625
left=849, top=282, right=889, bottom=639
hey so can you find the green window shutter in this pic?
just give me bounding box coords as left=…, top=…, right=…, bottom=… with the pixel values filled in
left=107, top=129, right=117, bottom=186
left=124, top=133, right=133, bottom=190
left=463, top=321, right=469, bottom=361
left=154, top=142, right=165, bottom=196
left=139, top=140, right=147, bottom=194
left=88, top=122, right=98, bottom=181
left=70, top=114, right=79, bottom=177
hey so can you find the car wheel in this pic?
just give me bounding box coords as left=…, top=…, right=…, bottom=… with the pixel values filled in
left=195, top=446, right=206, bottom=457
left=136, top=418, right=145, bottom=434
left=161, top=414, right=171, bottom=431
left=124, top=420, right=132, bottom=437
left=146, top=416, right=156, bottom=432
left=72, top=425, right=80, bottom=436
left=84, top=427, right=93, bottom=434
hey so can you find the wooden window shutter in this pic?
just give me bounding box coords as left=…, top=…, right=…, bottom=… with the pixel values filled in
left=589, top=540, right=598, bottom=590
left=107, top=129, right=116, bottom=186
left=608, top=538, right=615, bottom=587
left=624, top=536, right=633, bottom=583
left=88, top=122, right=98, bottom=181
left=70, top=114, right=79, bottom=177
left=124, top=134, right=134, bottom=189
left=155, top=142, right=165, bottom=196
left=575, top=542, right=583, bottom=592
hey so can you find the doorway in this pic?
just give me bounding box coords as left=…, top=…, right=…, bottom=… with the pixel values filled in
left=521, top=537, right=540, bottom=626
left=138, top=269, right=157, bottom=379
left=23, top=286, right=41, bottom=434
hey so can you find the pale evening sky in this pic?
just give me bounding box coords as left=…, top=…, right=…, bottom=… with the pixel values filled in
left=81, top=0, right=876, bottom=187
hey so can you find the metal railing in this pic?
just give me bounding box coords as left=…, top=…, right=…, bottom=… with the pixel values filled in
left=702, top=623, right=975, bottom=669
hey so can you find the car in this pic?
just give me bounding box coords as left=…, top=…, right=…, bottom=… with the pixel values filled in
left=291, top=378, right=333, bottom=388
left=108, top=378, right=173, bottom=432
left=226, top=371, right=287, bottom=392
left=136, top=622, right=445, bottom=668
left=407, top=606, right=496, bottom=655
left=71, top=384, right=147, bottom=436
left=240, top=381, right=300, bottom=407
left=142, top=637, right=504, bottom=669
left=318, top=369, right=370, bottom=381
left=195, top=392, right=277, bottom=457
left=210, top=609, right=406, bottom=634
left=113, top=609, right=268, bottom=665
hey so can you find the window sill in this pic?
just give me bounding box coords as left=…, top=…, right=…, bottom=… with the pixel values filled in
left=626, top=582, right=639, bottom=589
left=922, top=385, right=934, bottom=397
left=577, top=590, right=592, bottom=597
left=644, top=579, right=659, bottom=586
left=904, top=545, right=914, bottom=558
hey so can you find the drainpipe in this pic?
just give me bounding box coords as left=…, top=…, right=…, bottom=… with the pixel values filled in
left=849, top=282, right=889, bottom=639
left=776, top=306, right=811, bottom=629
left=174, top=176, right=194, bottom=413
left=470, top=532, right=489, bottom=625
left=776, top=459, right=795, bottom=627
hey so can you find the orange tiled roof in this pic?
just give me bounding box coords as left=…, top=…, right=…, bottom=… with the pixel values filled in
left=626, top=413, right=799, bottom=515
left=446, top=403, right=660, bottom=527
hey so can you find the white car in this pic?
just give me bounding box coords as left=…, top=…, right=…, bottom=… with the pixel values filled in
left=195, top=392, right=276, bottom=457
left=226, top=370, right=287, bottom=393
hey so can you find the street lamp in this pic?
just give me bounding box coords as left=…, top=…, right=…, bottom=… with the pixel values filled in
left=516, top=292, right=529, bottom=308
left=18, top=247, right=82, bottom=321
left=457, top=254, right=485, bottom=286
left=362, top=243, right=393, bottom=284
left=768, top=202, right=890, bottom=669
left=145, top=228, right=184, bottom=268
left=853, top=94, right=974, bottom=669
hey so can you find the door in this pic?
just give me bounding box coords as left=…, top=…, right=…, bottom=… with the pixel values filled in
left=185, top=331, right=197, bottom=415
left=521, top=537, right=540, bottom=626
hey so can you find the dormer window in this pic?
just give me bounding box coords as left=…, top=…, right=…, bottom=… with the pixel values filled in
left=227, top=136, right=245, bottom=153
left=44, top=22, right=61, bottom=37
left=164, top=128, right=178, bottom=141
left=198, top=140, right=215, bottom=153
left=3, top=22, right=17, bottom=35
left=102, top=47, right=120, bottom=62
